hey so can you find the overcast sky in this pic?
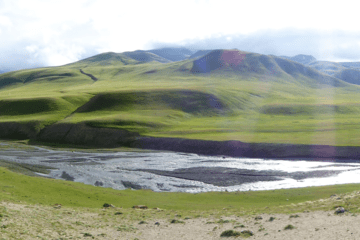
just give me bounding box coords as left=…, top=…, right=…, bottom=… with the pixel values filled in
left=1, top=0, right=360, bottom=71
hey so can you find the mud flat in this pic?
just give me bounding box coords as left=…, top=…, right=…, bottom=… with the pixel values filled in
left=136, top=167, right=346, bottom=187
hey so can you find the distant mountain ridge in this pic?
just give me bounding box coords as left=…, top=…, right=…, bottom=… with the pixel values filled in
left=279, top=54, right=360, bottom=85
left=3, top=46, right=360, bottom=86
left=122, top=50, right=171, bottom=63
left=148, top=47, right=196, bottom=62
left=78, top=49, right=360, bottom=87
left=190, top=49, right=345, bottom=87
left=280, top=54, right=317, bottom=65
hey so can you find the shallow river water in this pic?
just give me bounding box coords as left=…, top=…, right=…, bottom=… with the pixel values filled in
left=2, top=144, right=360, bottom=192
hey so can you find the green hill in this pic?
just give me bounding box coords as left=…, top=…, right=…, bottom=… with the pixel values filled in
left=122, top=50, right=171, bottom=63
left=1, top=49, right=360, bottom=147
left=334, top=68, right=360, bottom=85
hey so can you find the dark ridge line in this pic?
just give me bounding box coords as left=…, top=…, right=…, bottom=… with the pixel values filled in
left=80, top=69, right=98, bottom=81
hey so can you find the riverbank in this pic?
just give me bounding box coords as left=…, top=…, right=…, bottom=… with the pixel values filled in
left=1, top=145, right=360, bottom=238
left=37, top=122, right=360, bottom=161
left=2, top=121, right=360, bottom=161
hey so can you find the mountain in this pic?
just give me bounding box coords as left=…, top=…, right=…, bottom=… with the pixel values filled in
left=0, top=49, right=348, bottom=90
left=188, top=50, right=212, bottom=59
left=74, top=52, right=139, bottom=66
left=279, top=54, right=360, bottom=85
left=281, top=54, right=317, bottom=65
left=339, top=62, right=360, bottom=69
left=74, top=49, right=187, bottom=66
left=190, top=49, right=344, bottom=87
left=0, top=68, right=17, bottom=74
left=334, top=68, right=360, bottom=85
left=2, top=48, right=360, bottom=152
left=148, top=47, right=196, bottom=62
left=122, top=50, right=171, bottom=63
left=307, top=61, right=346, bottom=76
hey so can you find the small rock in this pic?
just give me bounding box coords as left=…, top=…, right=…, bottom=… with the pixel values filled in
left=241, top=230, right=254, bottom=236
left=94, top=181, right=103, bottom=186
left=170, top=219, right=184, bottom=224
left=335, top=207, right=345, bottom=214
left=103, top=203, right=114, bottom=208
left=53, top=204, right=62, bottom=209
left=133, top=205, right=148, bottom=209
left=153, top=207, right=163, bottom=211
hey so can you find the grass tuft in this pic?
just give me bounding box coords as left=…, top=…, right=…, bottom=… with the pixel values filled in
left=284, top=224, right=295, bottom=230
left=220, top=230, right=241, bottom=237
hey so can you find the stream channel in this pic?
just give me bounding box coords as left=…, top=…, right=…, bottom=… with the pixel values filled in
left=2, top=143, right=360, bottom=192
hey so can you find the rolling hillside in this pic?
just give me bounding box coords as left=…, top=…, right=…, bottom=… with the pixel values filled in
left=122, top=50, right=171, bottom=63
left=1, top=49, right=360, bottom=149
left=280, top=54, right=360, bottom=85
left=334, top=68, right=360, bottom=85
left=148, top=47, right=196, bottom=61
left=191, top=50, right=345, bottom=87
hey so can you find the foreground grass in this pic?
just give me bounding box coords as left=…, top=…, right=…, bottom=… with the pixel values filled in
left=1, top=166, right=360, bottom=216
left=2, top=165, right=360, bottom=239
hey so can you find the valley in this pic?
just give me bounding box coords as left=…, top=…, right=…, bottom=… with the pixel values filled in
left=1, top=48, right=360, bottom=158
left=2, top=48, right=360, bottom=239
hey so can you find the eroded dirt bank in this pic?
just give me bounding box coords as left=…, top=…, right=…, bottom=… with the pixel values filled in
left=36, top=123, right=139, bottom=147
left=3, top=122, right=360, bottom=161
left=0, top=121, right=41, bottom=139
left=130, top=137, right=360, bottom=161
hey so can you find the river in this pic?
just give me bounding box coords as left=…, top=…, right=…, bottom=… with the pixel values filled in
left=1, top=142, right=360, bottom=192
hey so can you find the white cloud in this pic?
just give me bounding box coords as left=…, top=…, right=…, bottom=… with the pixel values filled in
left=25, top=45, right=39, bottom=54
left=1, top=0, right=360, bottom=71
left=0, top=15, right=12, bottom=27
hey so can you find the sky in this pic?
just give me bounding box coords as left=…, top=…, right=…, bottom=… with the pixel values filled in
left=1, top=0, right=360, bottom=71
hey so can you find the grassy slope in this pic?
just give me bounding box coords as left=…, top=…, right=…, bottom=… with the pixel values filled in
left=1, top=51, right=360, bottom=146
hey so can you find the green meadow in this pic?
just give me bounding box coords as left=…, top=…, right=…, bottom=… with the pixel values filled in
left=1, top=52, right=360, bottom=146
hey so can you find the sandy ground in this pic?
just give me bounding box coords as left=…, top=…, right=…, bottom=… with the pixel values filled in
left=0, top=200, right=359, bottom=240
